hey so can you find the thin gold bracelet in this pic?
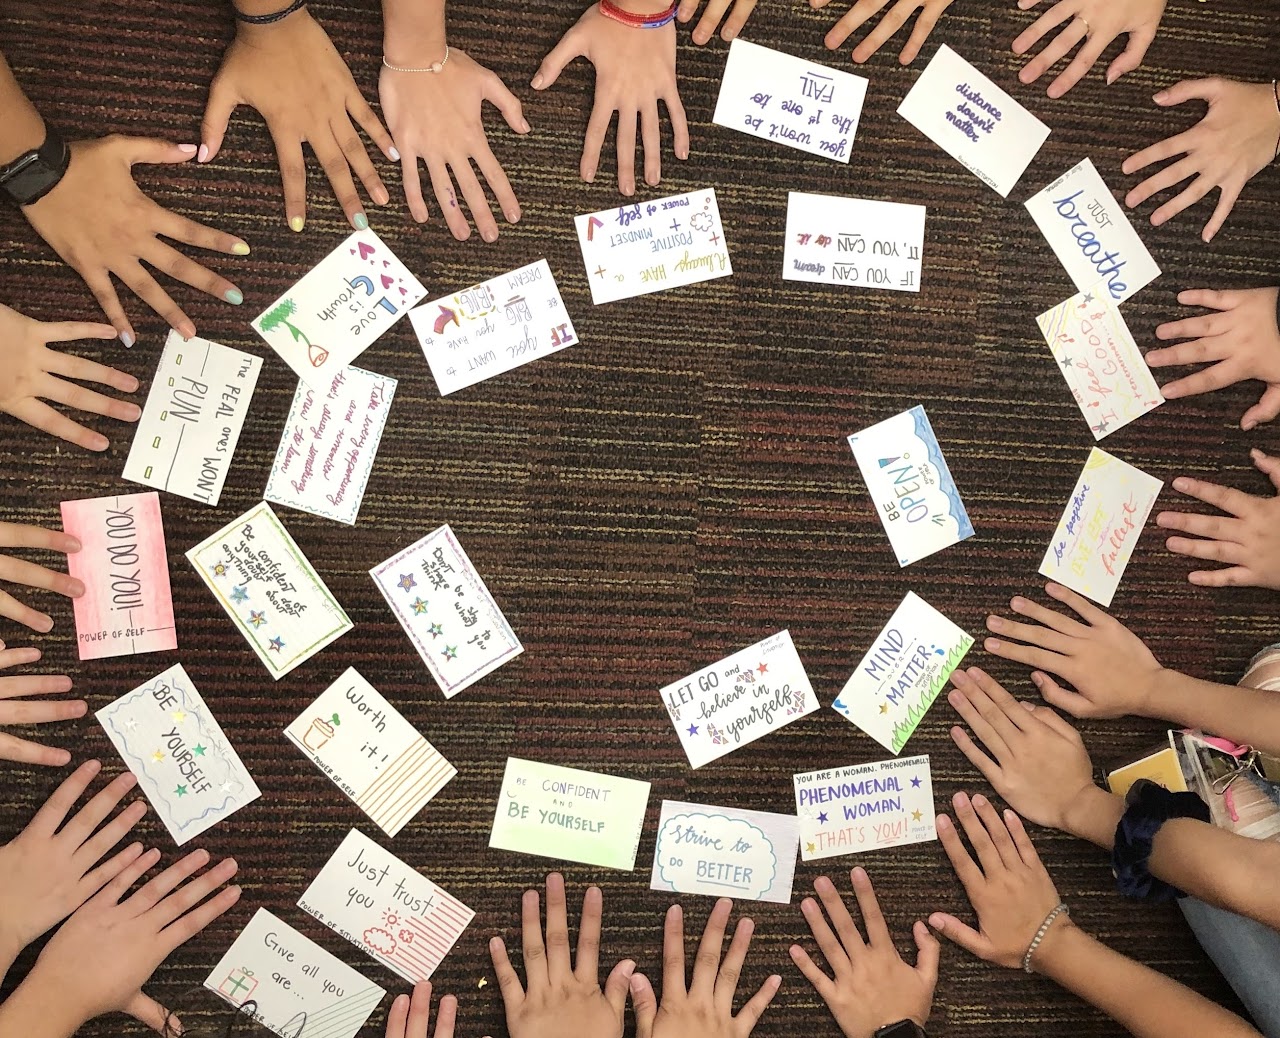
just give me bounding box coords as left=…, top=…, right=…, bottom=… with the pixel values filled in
left=382, top=46, right=450, bottom=74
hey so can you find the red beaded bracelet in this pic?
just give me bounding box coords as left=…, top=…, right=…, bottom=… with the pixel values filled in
left=599, top=0, right=678, bottom=28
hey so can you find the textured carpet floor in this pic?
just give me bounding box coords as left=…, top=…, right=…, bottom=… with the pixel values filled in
left=1, top=0, right=1278, bottom=1035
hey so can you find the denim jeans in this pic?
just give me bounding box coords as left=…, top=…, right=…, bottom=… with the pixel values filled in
left=1180, top=896, right=1280, bottom=1037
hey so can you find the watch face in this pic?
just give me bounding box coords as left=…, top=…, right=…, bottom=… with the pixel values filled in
left=876, top=1023, right=924, bottom=1038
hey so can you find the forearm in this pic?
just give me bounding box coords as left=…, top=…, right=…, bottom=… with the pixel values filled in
left=381, top=0, right=447, bottom=63
left=1146, top=669, right=1280, bottom=756
left=1035, top=923, right=1260, bottom=1038
left=0, top=974, right=86, bottom=1038
left=1064, top=786, right=1280, bottom=930
left=0, top=52, right=47, bottom=165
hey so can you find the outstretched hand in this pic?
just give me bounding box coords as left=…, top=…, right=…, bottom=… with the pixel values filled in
left=1012, top=0, right=1166, bottom=98
left=814, top=0, right=954, bottom=66
left=677, top=0, right=758, bottom=44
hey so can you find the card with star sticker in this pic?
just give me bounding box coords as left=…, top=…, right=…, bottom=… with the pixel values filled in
left=369, top=525, right=522, bottom=698
left=1040, top=447, right=1162, bottom=607
left=187, top=502, right=353, bottom=679
left=831, top=592, right=973, bottom=755
left=285, top=667, right=456, bottom=837
left=1036, top=285, right=1163, bottom=440
left=793, top=756, right=936, bottom=861
left=96, top=664, right=260, bottom=845
left=252, top=228, right=427, bottom=391
left=265, top=365, right=397, bottom=525
left=574, top=189, right=732, bottom=305
left=660, top=630, right=818, bottom=770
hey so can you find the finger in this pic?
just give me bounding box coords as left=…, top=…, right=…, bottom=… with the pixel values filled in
left=949, top=725, right=1002, bottom=785
left=80, top=270, right=136, bottom=347
left=116, top=261, right=196, bottom=341
left=41, top=347, right=139, bottom=394
left=952, top=792, right=1003, bottom=874
left=399, top=152, right=430, bottom=223
left=899, top=1, right=948, bottom=65
left=716, top=915, right=754, bottom=1011
left=912, top=920, right=941, bottom=985
left=6, top=397, right=110, bottom=452
left=1187, top=565, right=1257, bottom=588
left=200, top=75, right=240, bottom=163
left=617, top=108, right=638, bottom=197
left=0, top=730, right=72, bottom=767
left=985, top=613, right=1071, bottom=655
left=1125, top=155, right=1199, bottom=209
left=925, top=911, right=993, bottom=960
left=1164, top=535, right=1247, bottom=565
left=1155, top=507, right=1243, bottom=542
left=39, top=320, right=117, bottom=345
left=348, top=91, right=398, bottom=165
left=0, top=553, right=83, bottom=597
left=1031, top=672, right=1095, bottom=718
left=1003, top=808, right=1044, bottom=869
left=692, top=898, right=732, bottom=996
left=602, top=957, right=636, bottom=1019
left=1007, top=594, right=1087, bottom=638
left=0, top=588, right=56, bottom=635
left=1012, top=0, right=1076, bottom=55
left=429, top=990, right=457, bottom=1038
left=60, top=768, right=138, bottom=844
left=1170, top=475, right=1256, bottom=518
left=268, top=127, right=308, bottom=232
left=1253, top=447, right=1280, bottom=483
left=580, top=99, right=612, bottom=184
left=334, top=115, right=389, bottom=208
left=489, top=936, right=526, bottom=1007
left=29, top=757, right=101, bottom=836
left=1153, top=77, right=1218, bottom=108
left=982, top=634, right=1061, bottom=675
left=798, top=895, right=848, bottom=975
left=160, top=882, right=241, bottom=950
left=0, top=522, right=81, bottom=555
left=126, top=848, right=210, bottom=915
left=386, top=993, right=411, bottom=1038
left=691, top=0, right=730, bottom=43
left=152, top=856, right=239, bottom=929
left=425, top=159, right=471, bottom=241
left=1202, top=182, right=1243, bottom=242
left=640, top=101, right=661, bottom=187
left=543, top=872, right=572, bottom=981
left=312, top=135, right=367, bottom=229
left=520, top=888, right=548, bottom=989
left=734, top=973, right=781, bottom=1036
left=532, top=30, right=585, bottom=90
left=575, top=884, right=603, bottom=986
left=813, top=874, right=865, bottom=954
left=99, top=845, right=162, bottom=905
left=126, top=139, right=200, bottom=166
left=663, top=90, right=690, bottom=161
left=40, top=373, right=143, bottom=423
left=849, top=867, right=891, bottom=947
left=1153, top=361, right=1239, bottom=399
left=1243, top=386, right=1280, bottom=432
left=787, top=943, right=835, bottom=999
left=946, top=679, right=1012, bottom=759
left=157, top=210, right=250, bottom=258
left=970, top=793, right=1021, bottom=870
left=677, top=0, right=700, bottom=21
left=449, top=159, right=500, bottom=243
left=1020, top=21, right=1088, bottom=85
left=1047, top=32, right=1109, bottom=98
left=74, top=797, right=148, bottom=869
left=851, top=0, right=915, bottom=64
left=1105, top=24, right=1155, bottom=84
left=826, top=0, right=889, bottom=50
left=1152, top=312, right=1223, bottom=344
left=629, top=973, right=658, bottom=1038
left=719, top=0, right=758, bottom=41
left=662, top=903, right=687, bottom=994
left=484, top=71, right=531, bottom=138
left=0, top=692, right=86, bottom=724
left=1122, top=128, right=1196, bottom=178
left=1175, top=287, right=1236, bottom=312
left=80, top=840, right=147, bottom=901
left=1152, top=174, right=1216, bottom=228
left=124, top=992, right=180, bottom=1036
left=0, top=644, right=43, bottom=674
left=934, top=812, right=983, bottom=890
left=473, top=142, right=520, bottom=226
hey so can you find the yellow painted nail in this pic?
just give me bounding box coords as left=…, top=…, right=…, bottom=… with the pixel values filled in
left=289, top=216, right=305, bottom=233
left=232, top=242, right=250, bottom=256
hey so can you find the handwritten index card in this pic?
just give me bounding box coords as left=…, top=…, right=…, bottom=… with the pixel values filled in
left=123, top=331, right=260, bottom=506
left=783, top=193, right=925, bottom=292
left=794, top=756, right=936, bottom=861
left=713, top=38, right=867, bottom=163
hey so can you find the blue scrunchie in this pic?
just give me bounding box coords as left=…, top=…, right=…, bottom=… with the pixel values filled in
left=1112, top=779, right=1210, bottom=903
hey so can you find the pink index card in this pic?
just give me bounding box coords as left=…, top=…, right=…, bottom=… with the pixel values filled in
left=60, top=491, right=176, bottom=660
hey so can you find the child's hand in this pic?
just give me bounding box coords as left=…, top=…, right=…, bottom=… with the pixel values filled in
left=202, top=6, right=396, bottom=231
left=813, top=0, right=954, bottom=66
left=533, top=4, right=687, bottom=196
left=0, top=761, right=146, bottom=971
left=929, top=796, right=1068, bottom=969
left=628, top=899, right=780, bottom=1038
left=1012, top=0, right=1165, bottom=98
left=386, top=982, right=456, bottom=1038
left=1149, top=288, right=1280, bottom=430
left=1157, top=451, right=1280, bottom=590
left=790, top=869, right=936, bottom=1038
left=16, top=847, right=240, bottom=1034
left=947, top=667, right=1097, bottom=833
left=0, top=646, right=83, bottom=766
left=380, top=50, right=529, bottom=242
left=981, top=584, right=1165, bottom=719
left=0, top=521, right=84, bottom=634
left=0, top=303, right=139, bottom=452
left=676, top=0, right=757, bottom=45
left=1123, top=78, right=1280, bottom=242
left=489, top=873, right=635, bottom=1038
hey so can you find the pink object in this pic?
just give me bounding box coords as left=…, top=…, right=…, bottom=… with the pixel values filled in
left=60, top=492, right=177, bottom=660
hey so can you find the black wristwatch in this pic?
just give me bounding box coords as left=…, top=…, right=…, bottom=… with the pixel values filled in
left=874, top=1022, right=927, bottom=1038
left=0, top=127, right=70, bottom=207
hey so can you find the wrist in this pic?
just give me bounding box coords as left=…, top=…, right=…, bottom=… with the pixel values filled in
left=1133, top=665, right=1170, bottom=717
left=1061, top=784, right=1124, bottom=849
left=232, top=0, right=309, bottom=35
left=606, top=0, right=675, bottom=14
left=0, top=969, right=89, bottom=1038
left=1026, top=916, right=1085, bottom=978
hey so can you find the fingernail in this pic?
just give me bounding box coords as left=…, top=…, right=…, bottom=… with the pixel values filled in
left=224, top=288, right=243, bottom=305
left=197, top=144, right=210, bottom=163
left=232, top=241, right=250, bottom=256
left=389, top=145, right=401, bottom=161
left=290, top=216, right=305, bottom=233
left=986, top=638, right=1001, bottom=650
left=119, top=331, right=135, bottom=349
left=177, top=144, right=198, bottom=155
left=505, top=209, right=521, bottom=224
left=678, top=146, right=689, bottom=160
left=584, top=171, right=595, bottom=184
left=374, top=187, right=390, bottom=206
left=65, top=536, right=82, bottom=552
left=483, top=229, right=497, bottom=243
left=353, top=212, right=369, bottom=230
left=1153, top=90, right=1167, bottom=102
left=520, top=118, right=531, bottom=133
left=531, top=73, right=545, bottom=89
left=973, top=794, right=988, bottom=807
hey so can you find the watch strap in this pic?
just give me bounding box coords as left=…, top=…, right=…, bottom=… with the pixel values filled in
left=0, top=126, right=70, bottom=207
left=873, top=1022, right=927, bottom=1038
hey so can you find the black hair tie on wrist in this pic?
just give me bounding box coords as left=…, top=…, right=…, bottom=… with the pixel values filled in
left=234, top=0, right=306, bottom=24
left=1112, top=779, right=1210, bottom=903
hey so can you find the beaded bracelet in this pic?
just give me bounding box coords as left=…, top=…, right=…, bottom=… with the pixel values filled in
left=1022, top=903, right=1069, bottom=973
left=383, top=47, right=451, bottom=74
left=599, top=0, right=679, bottom=29
left=234, top=0, right=306, bottom=25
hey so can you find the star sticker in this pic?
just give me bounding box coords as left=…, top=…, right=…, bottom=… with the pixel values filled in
left=174, top=784, right=188, bottom=797
left=212, top=563, right=227, bottom=577
left=1059, top=354, right=1075, bottom=368
left=230, top=585, right=249, bottom=604
left=912, top=810, right=923, bottom=822
left=1082, top=292, right=1094, bottom=304
left=910, top=776, right=922, bottom=788
left=428, top=622, right=443, bottom=638
left=398, top=573, right=417, bottom=591
left=805, top=842, right=816, bottom=855
left=151, top=749, right=165, bottom=763
left=411, top=597, right=428, bottom=615
left=248, top=610, right=266, bottom=628
left=818, top=812, right=828, bottom=824
left=220, top=782, right=235, bottom=793
left=269, top=636, right=285, bottom=653
left=757, top=662, right=768, bottom=674
left=171, top=710, right=187, bottom=724
left=442, top=645, right=457, bottom=661
left=193, top=744, right=207, bottom=757
left=124, top=718, right=138, bottom=731
left=1093, top=419, right=1110, bottom=434
left=687, top=724, right=699, bottom=736
left=879, top=703, right=890, bottom=714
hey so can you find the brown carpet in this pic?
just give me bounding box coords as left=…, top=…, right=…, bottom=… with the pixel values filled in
left=1, top=0, right=1278, bottom=1035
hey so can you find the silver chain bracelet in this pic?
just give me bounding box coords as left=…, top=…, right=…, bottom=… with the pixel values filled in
left=1022, top=903, right=1070, bottom=973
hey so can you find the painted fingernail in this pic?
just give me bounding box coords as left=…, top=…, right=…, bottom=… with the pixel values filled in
left=232, top=241, right=250, bottom=256
left=197, top=144, right=210, bottom=163
left=353, top=212, right=369, bottom=230
left=290, top=216, right=305, bottom=233
left=224, top=288, right=244, bottom=305
left=389, top=145, right=401, bottom=161
left=177, top=144, right=198, bottom=155
left=119, top=331, right=135, bottom=349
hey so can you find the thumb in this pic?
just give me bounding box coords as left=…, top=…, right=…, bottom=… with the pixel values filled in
left=485, top=73, right=531, bottom=134
left=1153, top=76, right=1216, bottom=108
left=603, top=958, right=636, bottom=1019
left=912, top=920, right=941, bottom=985
left=1242, top=386, right=1280, bottom=433
left=1031, top=671, right=1094, bottom=719
left=927, top=912, right=994, bottom=962
left=1251, top=447, right=1280, bottom=490
left=200, top=76, right=241, bottom=163
left=629, top=972, right=658, bottom=1038
left=125, top=137, right=199, bottom=166
left=124, top=991, right=182, bottom=1035
left=532, top=30, right=584, bottom=90
left=1105, top=25, right=1154, bottom=85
